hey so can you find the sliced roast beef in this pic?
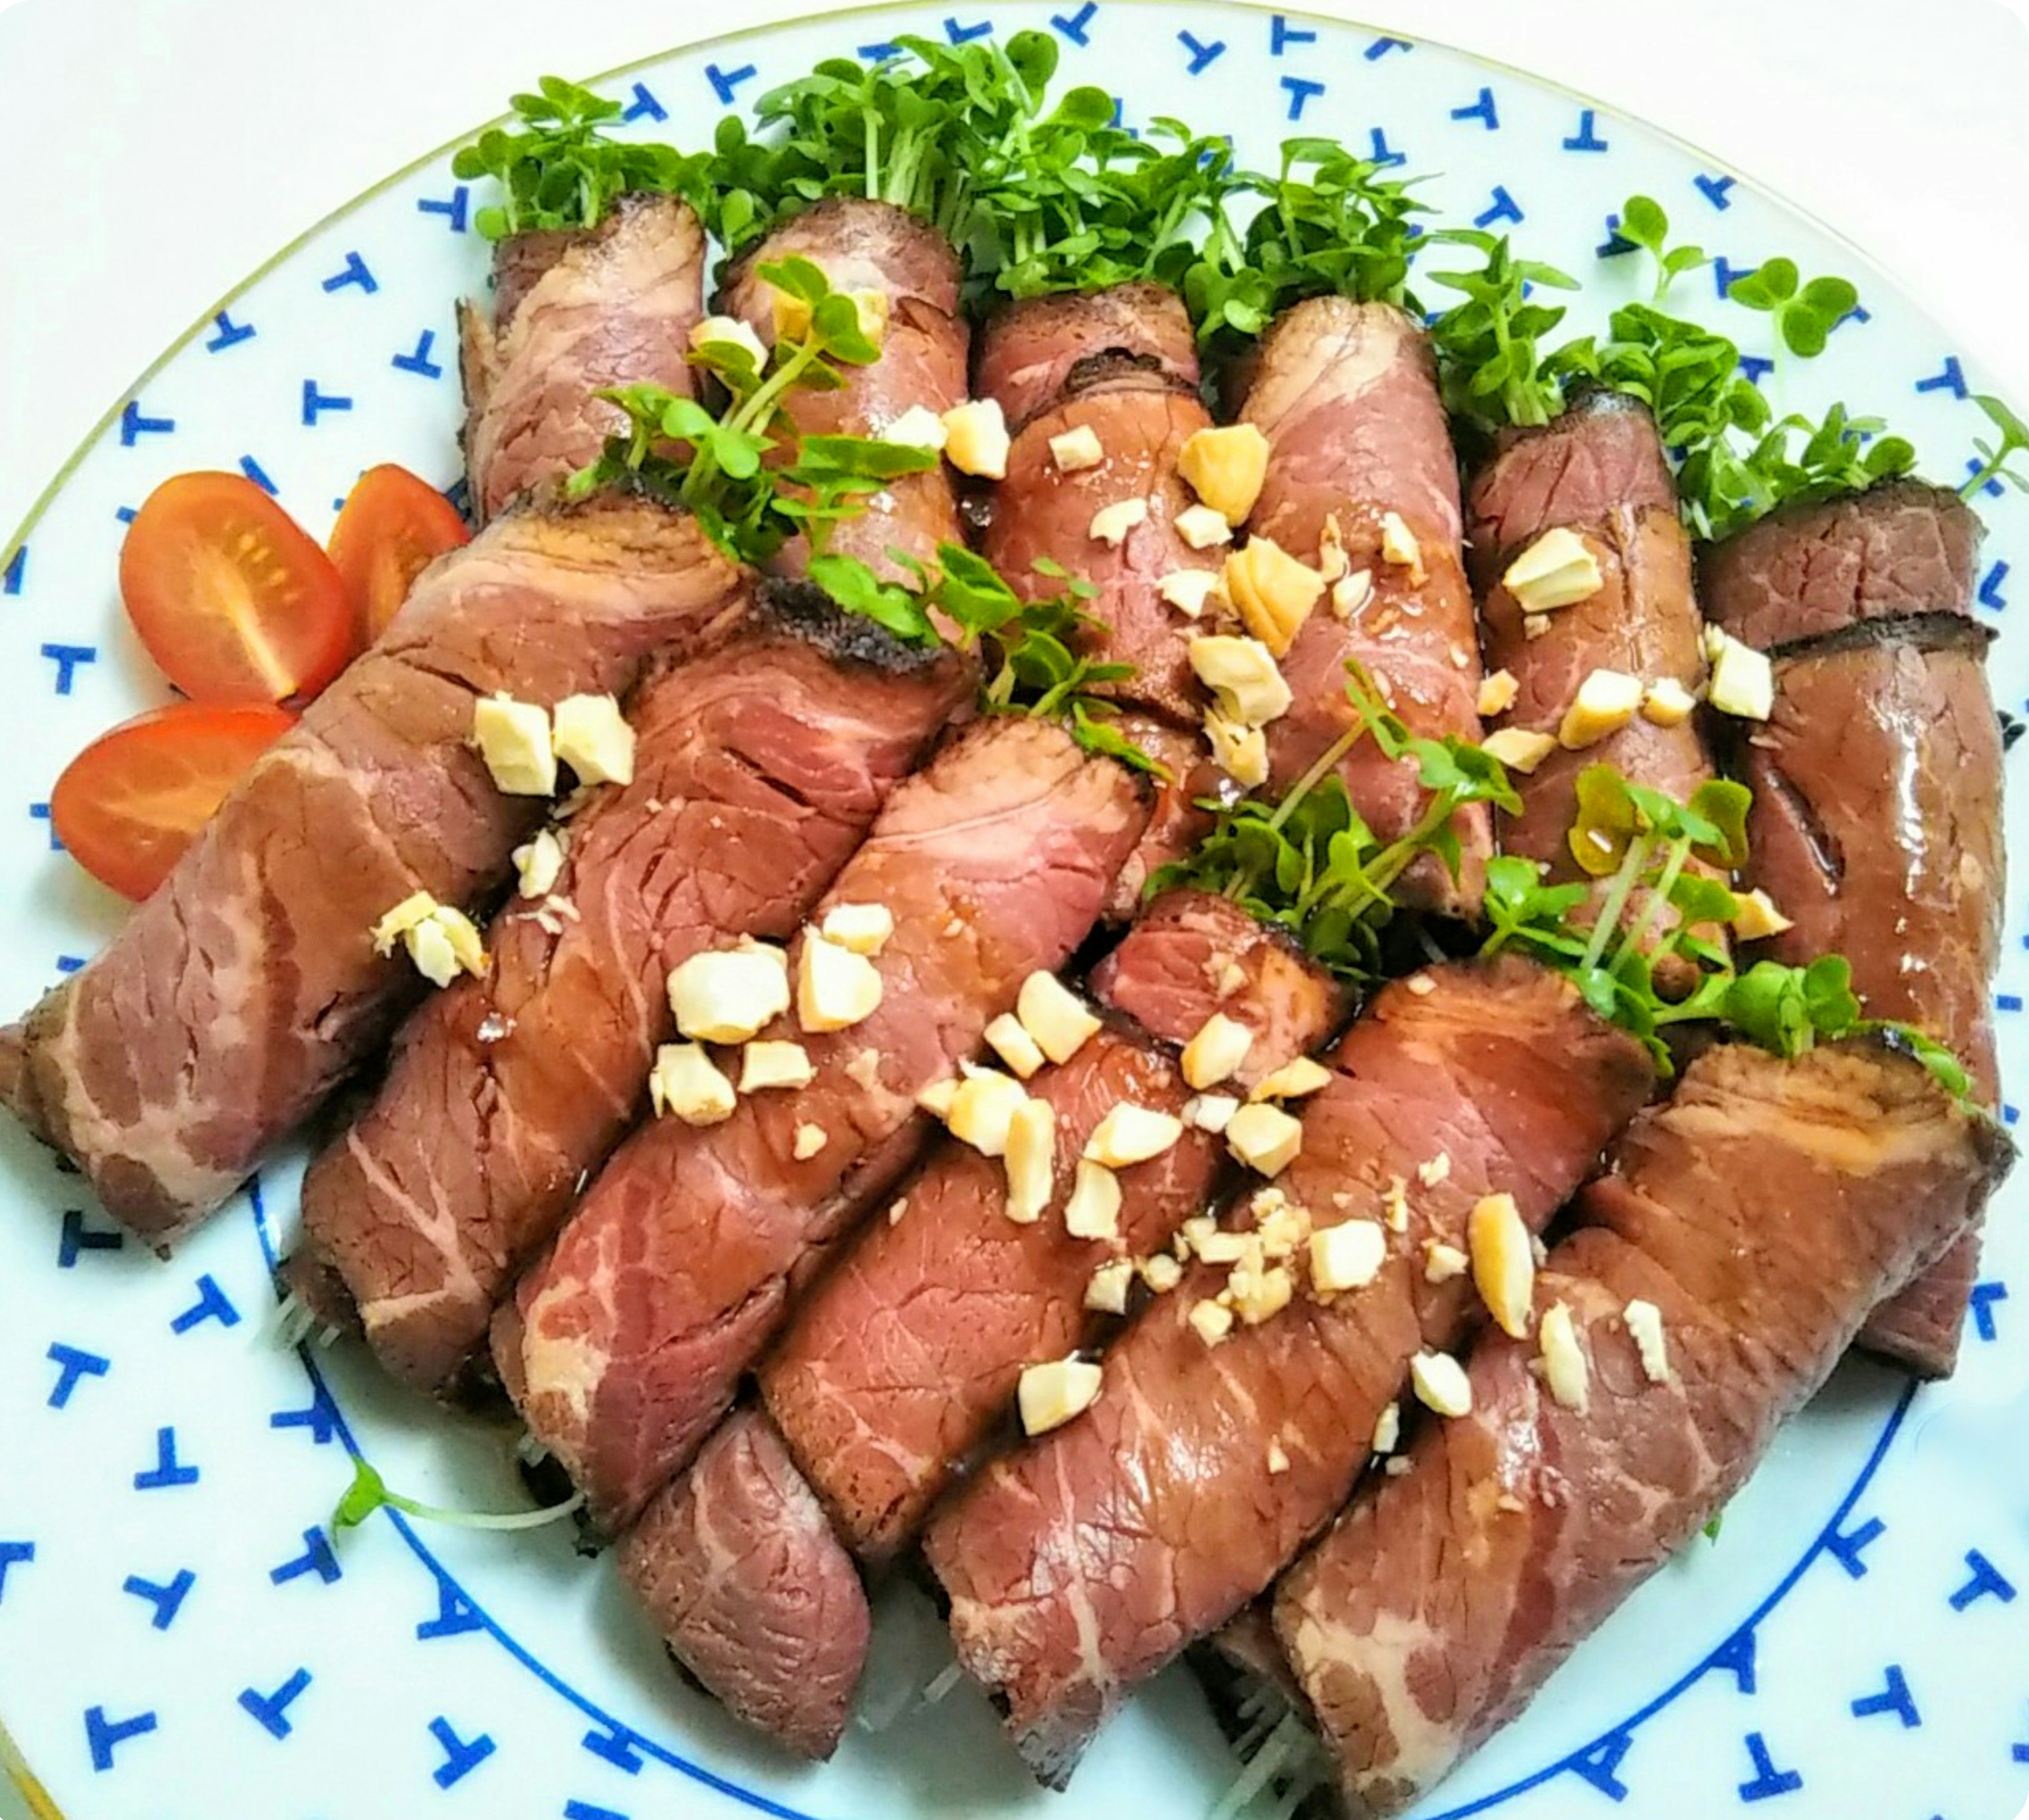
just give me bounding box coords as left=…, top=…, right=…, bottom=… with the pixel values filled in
left=495, top=717, right=1151, bottom=1533
left=1100, top=717, right=1218, bottom=922
left=461, top=193, right=707, bottom=522
left=973, top=284, right=1202, bottom=434
left=1466, top=392, right=1721, bottom=956
left=1274, top=1038, right=2009, bottom=1818
left=1, top=499, right=746, bottom=1244
left=760, top=889, right=1346, bottom=1563
left=720, top=198, right=967, bottom=583
left=1239, top=298, right=1489, bottom=915
left=618, top=1408, right=871, bottom=1760
left=1703, top=481, right=2004, bottom=1375
left=922, top=957, right=1652, bottom=1785
left=290, top=591, right=969, bottom=1393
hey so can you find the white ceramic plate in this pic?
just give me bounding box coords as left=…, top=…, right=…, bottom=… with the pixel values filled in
left=1, top=6, right=2023, bottom=1817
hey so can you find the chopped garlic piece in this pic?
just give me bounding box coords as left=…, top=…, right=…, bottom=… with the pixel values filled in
left=667, top=942, right=792, bottom=1044
left=1624, top=1298, right=1672, bottom=1383
left=946, top=1067, right=1030, bottom=1158
left=649, top=1042, right=736, bottom=1126
left=1085, top=1258, right=1136, bottom=1314
left=1090, top=497, right=1150, bottom=547
left=689, top=313, right=769, bottom=369
left=373, top=891, right=439, bottom=955
left=1182, top=1013, right=1254, bottom=1090
left=1411, top=1349, right=1472, bottom=1418
left=1085, top=1104, right=1185, bottom=1169
left=1539, top=1302, right=1590, bottom=1414
left=1468, top=1192, right=1534, bottom=1339
left=1423, top=1242, right=1468, bottom=1284
left=1733, top=888, right=1794, bottom=940
left=1318, top=515, right=1349, bottom=583
left=1268, top=1440, right=1290, bottom=1475
left=1018, top=972, right=1101, bottom=1064
left=1196, top=1230, right=1250, bottom=1265
left=770, top=287, right=813, bottom=342
left=473, top=694, right=558, bottom=796
left=1310, top=1220, right=1387, bottom=1294
left=1372, top=1402, right=1401, bottom=1454
left=1223, top=537, right=1326, bottom=658
left=1476, top=669, right=1520, bottom=718
left=1018, top=1357, right=1102, bottom=1435
left=941, top=399, right=1010, bottom=479
left=883, top=404, right=950, bottom=452
left=1158, top=569, right=1223, bottom=618
left=740, top=1040, right=814, bottom=1093
left=513, top=828, right=567, bottom=899
left=1417, top=1152, right=1451, bottom=1187
left=1190, top=634, right=1293, bottom=728
left=1250, top=1056, right=1333, bottom=1102
left=1049, top=424, right=1106, bottom=472
left=1189, top=1298, right=1235, bottom=1347
left=1558, top=669, right=1644, bottom=750
left=1226, top=1102, right=1302, bottom=1177
left=985, top=1012, right=1047, bottom=1080
left=1523, top=613, right=1552, bottom=641
left=1203, top=708, right=1269, bottom=788
left=1141, top=1253, right=1183, bottom=1293
left=1380, top=511, right=1426, bottom=583
left=797, top=935, right=882, bottom=1032
left=1382, top=1175, right=1410, bottom=1233
left=1175, top=502, right=1235, bottom=550
left=1502, top=526, right=1602, bottom=612
left=820, top=903, right=894, bottom=956
left=1005, top=1098, right=1057, bottom=1224
left=1184, top=1094, right=1240, bottom=1134
left=793, top=1122, right=829, bottom=1161
left=845, top=1046, right=881, bottom=1091
left=917, top=1078, right=958, bottom=1119
left=1228, top=1262, right=1293, bottom=1326
left=1064, top=1160, right=1122, bottom=1241
left=1481, top=726, right=1558, bottom=774
left=404, top=917, right=463, bottom=988
left=1707, top=631, right=1774, bottom=720
left=1641, top=677, right=1698, bottom=727
left=1332, top=568, right=1374, bottom=620
left=553, top=694, right=635, bottom=786
left=1178, top=423, right=1272, bottom=524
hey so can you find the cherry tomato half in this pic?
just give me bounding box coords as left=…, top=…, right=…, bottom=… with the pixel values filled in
left=51, top=702, right=296, bottom=901
left=328, top=464, right=471, bottom=643
left=119, top=472, right=355, bottom=706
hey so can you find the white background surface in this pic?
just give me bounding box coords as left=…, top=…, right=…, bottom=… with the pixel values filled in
left=0, top=2, right=2025, bottom=1815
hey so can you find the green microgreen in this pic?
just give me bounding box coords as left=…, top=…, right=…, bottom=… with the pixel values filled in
left=1723, top=255, right=1861, bottom=359
left=1962, top=394, right=2029, bottom=499
left=1423, top=231, right=1583, bottom=431
left=331, top=1457, right=582, bottom=1539
left=450, top=77, right=710, bottom=239
left=1612, top=194, right=1710, bottom=302
left=1181, top=138, right=1427, bottom=355
left=565, top=257, right=935, bottom=564
left=1151, top=666, right=1519, bottom=979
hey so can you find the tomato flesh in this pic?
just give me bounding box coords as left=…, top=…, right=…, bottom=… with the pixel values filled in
left=51, top=702, right=296, bottom=901
left=328, top=464, right=471, bottom=642
left=119, top=472, right=356, bottom=705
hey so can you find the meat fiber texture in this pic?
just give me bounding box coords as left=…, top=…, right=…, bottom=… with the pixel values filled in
left=973, top=284, right=1203, bottom=434
left=922, top=957, right=1652, bottom=1786
left=495, top=716, right=1152, bottom=1534
left=720, top=198, right=969, bottom=584
left=1274, top=1038, right=2011, bottom=1818
left=292, top=592, right=969, bottom=1394
left=1703, top=480, right=2004, bottom=1376
left=1467, top=392, right=1723, bottom=955
left=618, top=1408, right=872, bottom=1760
left=760, top=889, right=1347, bottom=1564
left=1240, top=297, right=1490, bottom=917
left=461, top=194, right=708, bottom=522
left=984, top=361, right=1222, bottom=728
left=0, top=499, right=746, bottom=1245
